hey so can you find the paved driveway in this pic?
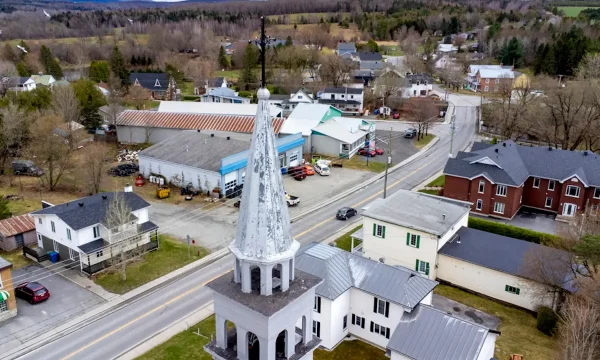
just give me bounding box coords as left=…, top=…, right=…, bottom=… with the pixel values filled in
left=0, top=264, right=104, bottom=355
left=474, top=207, right=558, bottom=235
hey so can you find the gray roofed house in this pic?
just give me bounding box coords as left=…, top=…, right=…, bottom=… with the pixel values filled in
left=31, top=192, right=150, bottom=231
left=387, top=305, right=499, bottom=360
left=358, top=52, right=383, bottom=61
left=363, top=190, right=472, bottom=236
left=407, top=73, right=433, bottom=84
left=139, top=131, right=250, bottom=173
left=337, top=42, right=356, bottom=55
left=440, top=227, right=576, bottom=292
left=296, top=243, right=437, bottom=309
left=323, top=87, right=364, bottom=95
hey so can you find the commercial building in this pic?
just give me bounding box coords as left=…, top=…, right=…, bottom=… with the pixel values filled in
left=443, top=140, right=600, bottom=219
left=0, top=257, right=16, bottom=323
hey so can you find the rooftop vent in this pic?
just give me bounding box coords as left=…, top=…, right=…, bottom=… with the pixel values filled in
left=211, top=133, right=214, bottom=137
left=502, top=142, right=506, bottom=147
left=456, top=236, right=461, bottom=244
left=379, top=257, right=385, bottom=263
left=548, top=146, right=552, bottom=151
left=495, top=148, right=499, bottom=153
left=584, top=151, right=589, bottom=156
left=227, top=136, right=231, bottom=140
left=78, top=202, right=84, bottom=207
left=102, top=195, right=107, bottom=200
left=197, top=129, right=200, bottom=132
left=442, top=214, right=446, bottom=220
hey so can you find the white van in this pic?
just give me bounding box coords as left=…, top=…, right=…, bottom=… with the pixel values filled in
left=314, top=163, right=330, bottom=176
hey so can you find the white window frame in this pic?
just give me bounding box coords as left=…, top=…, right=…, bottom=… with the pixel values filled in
left=548, top=180, right=556, bottom=191
left=566, top=185, right=580, bottom=198
left=313, top=296, right=321, bottom=313
left=66, top=228, right=71, bottom=241
left=51, top=221, right=55, bottom=233
left=93, top=225, right=100, bottom=238
left=53, top=240, right=58, bottom=252
left=545, top=197, right=552, bottom=208
left=533, top=178, right=540, bottom=188
left=496, top=185, right=507, bottom=197
left=343, top=315, right=348, bottom=330
left=478, top=180, right=485, bottom=194
left=495, top=78, right=500, bottom=84
left=312, top=320, right=320, bottom=337
left=417, top=260, right=429, bottom=275
left=38, top=217, right=42, bottom=225
left=494, top=202, right=505, bottom=214
left=408, top=234, right=418, bottom=247
left=476, top=199, right=483, bottom=211
left=594, top=187, right=600, bottom=199
left=375, top=224, right=384, bottom=238
left=376, top=298, right=386, bottom=315
left=485, top=78, right=490, bottom=84
left=484, top=86, right=489, bottom=92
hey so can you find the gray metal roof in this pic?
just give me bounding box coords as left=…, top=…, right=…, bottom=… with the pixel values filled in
left=362, top=190, right=472, bottom=236
left=0, top=256, right=12, bottom=270
left=337, top=42, right=356, bottom=52
left=439, top=227, right=576, bottom=292
left=296, top=243, right=437, bottom=309
left=31, top=192, right=150, bottom=231
left=139, top=131, right=250, bottom=172
left=359, top=52, right=383, bottom=61
left=388, top=305, right=494, bottom=360
left=444, top=140, right=600, bottom=186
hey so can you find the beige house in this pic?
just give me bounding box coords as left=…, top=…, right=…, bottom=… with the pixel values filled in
left=361, top=190, right=574, bottom=311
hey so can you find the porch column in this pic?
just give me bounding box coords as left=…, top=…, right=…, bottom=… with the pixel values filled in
left=260, top=264, right=273, bottom=296
left=259, top=336, right=276, bottom=360
left=281, top=261, right=290, bottom=292
left=285, top=325, right=296, bottom=358
left=241, top=262, right=252, bottom=293
left=215, top=314, right=227, bottom=349
left=236, top=327, right=248, bottom=360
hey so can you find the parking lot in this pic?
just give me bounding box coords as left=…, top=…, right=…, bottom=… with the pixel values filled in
left=372, top=129, right=419, bottom=165
left=0, top=264, right=105, bottom=355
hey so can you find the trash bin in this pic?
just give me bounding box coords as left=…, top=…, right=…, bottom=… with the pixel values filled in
left=49, top=251, right=59, bottom=263
left=281, top=167, right=287, bottom=175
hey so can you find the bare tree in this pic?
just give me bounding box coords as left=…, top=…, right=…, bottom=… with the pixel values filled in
left=184, top=58, right=214, bottom=93
left=408, top=98, right=438, bottom=140
left=106, top=73, right=124, bottom=126
left=576, top=53, right=600, bottom=80
left=454, top=36, right=466, bottom=52
left=376, top=70, right=405, bottom=105
left=127, top=86, right=151, bottom=110
left=51, top=85, right=81, bottom=149
left=27, top=115, right=73, bottom=191
left=403, top=54, right=426, bottom=74
left=0, top=61, right=17, bottom=96
left=319, top=54, right=353, bottom=87
left=81, top=142, right=109, bottom=194
left=558, top=296, right=600, bottom=360
left=0, top=104, right=30, bottom=174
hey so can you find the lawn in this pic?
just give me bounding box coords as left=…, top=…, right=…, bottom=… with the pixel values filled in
left=263, top=24, right=362, bottom=41
left=332, top=225, right=363, bottom=252
left=558, top=6, right=599, bottom=17
left=425, top=174, right=445, bottom=187
left=380, top=45, right=403, bottom=56
left=0, top=177, right=80, bottom=216
left=417, top=189, right=441, bottom=196
left=413, top=134, right=436, bottom=150
left=211, top=69, right=242, bottom=81
left=434, top=285, right=558, bottom=360
left=314, top=340, right=388, bottom=360
left=266, top=12, right=351, bottom=23
left=341, top=155, right=387, bottom=173
left=94, top=235, right=209, bottom=294
left=180, top=81, right=195, bottom=95
left=0, top=248, right=34, bottom=269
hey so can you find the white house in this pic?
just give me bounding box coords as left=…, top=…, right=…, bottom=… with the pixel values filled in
left=30, top=190, right=159, bottom=275
left=403, top=73, right=434, bottom=98
left=318, top=87, right=364, bottom=116
left=6, top=77, right=36, bottom=92
left=437, top=44, right=458, bottom=54
left=280, top=89, right=314, bottom=116
left=295, top=243, right=499, bottom=360
left=29, top=74, right=56, bottom=88
left=361, top=190, right=575, bottom=311
left=358, top=52, right=384, bottom=70
left=312, top=117, right=373, bottom=158
left=201, top=87, right=250, bottom=104
left=336, top=42, right=356, bottom=56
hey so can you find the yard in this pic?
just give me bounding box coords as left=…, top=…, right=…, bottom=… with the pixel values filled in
left=434, top=285, right=558, bottom=360
left=94, top=235, right=209, bottom=294
left=413, top=134, right=436, bottom=150
left=210, top=69, right=242, bottom=81
left=341, top=155, right=387, bottom=173
left=332, top=225, right=362, bottom=252
left=425, top=174, right=445, bottom=187
left=136, top=314, right=387, bottom=360
left=558, top=6, right=599, bottom=17
left=0, top=248, right=34, bottom=269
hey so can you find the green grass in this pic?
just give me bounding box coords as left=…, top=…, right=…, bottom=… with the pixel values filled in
left=180, top=81, right=195, bottom=95
left=342, top=155, right=387, bottom=173
left=332, top=225, right=362, bottom=252
left=315, top=340, right=388, bottom=360
left=434, top=285, right=558, bottom=360
left=211, top=69, right=241, bottom=81
left=425, top=174, right=445, bottom=188
left=413, top=134, right=436, bottom=150
left=558, top=6, right=600, bottom=17
left=0, top=248, right=34, bottom=270
left=417, top=189, right=441, bottom=196
left=94, top=235, right=209, bottom=294
left=381, top=46, right=403, bottom=56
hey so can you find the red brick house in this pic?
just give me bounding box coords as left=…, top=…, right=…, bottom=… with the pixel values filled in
left=443, top=141, right=600, bottom=219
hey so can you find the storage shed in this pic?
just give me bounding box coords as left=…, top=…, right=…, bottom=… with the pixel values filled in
left=0, top=214, right=36, bottom=251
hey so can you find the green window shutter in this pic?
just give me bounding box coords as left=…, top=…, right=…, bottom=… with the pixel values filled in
left=505, top=285, right=509, bottom=292
left=382, top=226, right=386, bottom=239
left=425, top=262, right=430, bottom=276
left=373, top=223, right=376, bottom=236
left=416, top=235, right=420, bottom=248
left=516, top=288, right=520, bottom=295
left=406, top=233, right=410, bottom=246
left=415, top=259, right=419, bottom=271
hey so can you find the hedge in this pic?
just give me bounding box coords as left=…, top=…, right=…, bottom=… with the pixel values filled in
left=182, top=95, right=199, bottom=101
left=468, top=217, right=560, bottom=245
left=536, top=306, right=558, bottom=335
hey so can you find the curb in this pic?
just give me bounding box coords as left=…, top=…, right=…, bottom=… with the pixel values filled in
left=291, top=136, right=440, bottom=222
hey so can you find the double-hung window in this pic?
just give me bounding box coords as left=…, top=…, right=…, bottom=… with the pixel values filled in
left=373, top=297, right=390, bottom=317
left=373, top=224, right=385, bottom=238
left=313, top=296, right=321, bottom=313
left=51, top=221, right=55, bottom=233
left=93, top=225, right=100, bottom=238
left=351, top=314, right=365, bottom=328
left=494, top=202, right=505, bottom=214
left=343, top=315, right=348, bottom=330
left=38, top=217, right=42, bottom=225
left=566, top=185, right=580, bottom=198
left=545, top=197, right=553, bottom=208
left=370, top=322, right=390, bottom=339
left=312, top=320, right=321, bottom=337
left=533, top=178, right=540, bottom=188
left=496, top=185, right=507, bottom=196
left=478, top=180, right=485, bottom=194
left=416, top=259, right=430, bottom=276
left=594, top=188, right=600, bottom=199
left=476, top=199, right=483, bottom=211
left=406, top=232, right=420, bottom=248
left=66, top=228, right=71, bottom=241
left=548, top=180, right=556, bottom=191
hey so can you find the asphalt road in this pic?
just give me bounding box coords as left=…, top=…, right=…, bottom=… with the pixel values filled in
left=15, top=103, right=477, bottom=360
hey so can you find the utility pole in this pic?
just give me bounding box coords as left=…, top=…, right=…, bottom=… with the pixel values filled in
left=383, top=127, right=392, bottom=199
left=449, top=112, right=455, bottom=158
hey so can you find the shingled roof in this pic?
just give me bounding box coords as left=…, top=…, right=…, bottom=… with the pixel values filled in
left=129, top=72, right=170, bottom=91
left=444, top=140, right=600, bottom=187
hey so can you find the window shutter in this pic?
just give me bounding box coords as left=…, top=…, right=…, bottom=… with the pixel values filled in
left=516, top=288, right=520, bottom=295
left=317, top=322, right=320, bottom=337
left=505, top=285, right=509, bottom=292
left=386, top=327, right=390, bottom=339
left=415, top=259, right=419, bottom=271
left=406, top=233, right=410, bottom=246
left=425, top=262, right=430, bottom=276
left=385, top=301, right=390, bottom=318
left=361, top=318, right=365, bottom=328
left=318, top=297, right=321, bottom=313
left=373, top=297, right=378, bottom=313
left=382, top=226, right=386, bottom=239
left=370, top=321, right=374, bottom=332
left=373, top=223, right=376, bottom=236
left=352, top=314, right=356, bottom=325
left=416, top=235, right=420, bottom=248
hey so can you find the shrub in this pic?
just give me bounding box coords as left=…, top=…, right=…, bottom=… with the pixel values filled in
left=468, top=217, right=560, bottom=245
left=536, top=306, right=558, bottom=335
left=182, top=95, right=199, bottom=101
left=490, top=137, right=498, bottom=144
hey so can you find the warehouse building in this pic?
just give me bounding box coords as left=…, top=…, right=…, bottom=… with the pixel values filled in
left=138, top=131, right=304, bottom=196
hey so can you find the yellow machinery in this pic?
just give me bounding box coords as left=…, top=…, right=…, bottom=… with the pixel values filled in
left=156, top=186, right=170, bottom=199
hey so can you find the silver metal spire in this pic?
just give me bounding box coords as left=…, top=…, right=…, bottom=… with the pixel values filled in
left=229, top=88, right=298, bottom=262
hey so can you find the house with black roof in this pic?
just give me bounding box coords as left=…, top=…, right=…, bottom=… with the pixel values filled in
left=129, top=72, right=176, bottom=100
left=318, top=87, right=364, bottom=115
left=358, top=52, right=383, bottom=70
left=30, top=189, right=159, bottom=275
left=444, top=140, right=600, bottom=219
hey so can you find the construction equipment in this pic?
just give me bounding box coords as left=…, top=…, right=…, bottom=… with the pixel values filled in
left=156, top=186, right=170, bottom=199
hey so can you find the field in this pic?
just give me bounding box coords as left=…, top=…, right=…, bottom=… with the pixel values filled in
left=261, top=23, right=363, bottom=41
left=266, top=12, right=351, bottom=23
left=558, top=6, right=600, bottom=17
left=0, top=33, right=150, bottom=48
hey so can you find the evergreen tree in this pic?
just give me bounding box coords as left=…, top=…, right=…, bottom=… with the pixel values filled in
left=39, top=45, right=62, bottom=79
left=240, top=43, right=259, bottom=90
left=165, top=63, right=185, bottom=86
left=541, top=46, right=557, bottom=75
left=71, top=79, right=107, bottom=129
left=16, top=62, right=29, bottom=77
left=88, top=60, right=110, bottom=83
left=498, top=37, right=523, bottom=68
left=367, top=39, right=379, bottom=52
left=441, top=18, right=448, bottom=36
left=285, top=36, right=293, bottom=47
left=130, top=55, right=137, bottom=66
left=532, top=44, right=547, bottom=75
left=448, top=16, right=461, bottom=34
left=17, top=40, right=29, bottom=60
left=0, top=198, right=10, bottom=220
left=218, top=46, right=229, bottom=69
left=109, top=46, right=129, bottom=84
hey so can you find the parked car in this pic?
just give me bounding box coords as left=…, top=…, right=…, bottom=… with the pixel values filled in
left=314, top=163, right=330, bottom=176
left=404, top=128, right=417, bottom=139
left=336, top=207, right=357, bottom=220
left=358, top=147, right=377, bottom=157
left=11, top=160, right=43, bottom=176
left=374, top=147, right=384, bottom=155
left=288, top=166, right=307, bottom=181
left=303, top=165, right=315, bottom=176
left=392, top=112, right=400, bottom=119
left=15, top=282, right=50, bottom=304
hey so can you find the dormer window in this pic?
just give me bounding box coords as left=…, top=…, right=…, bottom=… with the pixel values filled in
left=154, top=79, right=161, bottom=87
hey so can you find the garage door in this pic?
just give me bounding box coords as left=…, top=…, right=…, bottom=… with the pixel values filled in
left=223, top=172, right=237, bottom=183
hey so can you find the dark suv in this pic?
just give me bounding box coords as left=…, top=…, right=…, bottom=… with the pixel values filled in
left=336, top=207, right=357, bottom=220
left=404, top=129, right=417, bottom=139
left=15, top=282, right=50, bottom=304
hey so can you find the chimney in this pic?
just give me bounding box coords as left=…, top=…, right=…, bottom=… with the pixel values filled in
left=227, top=136, right=231, bottom=140
left=502, top=142, right=506, bottom=147
left=584, top=151, right=588, bottom=156
left=442, top=214, right=446, bottom=220
left=124, top=184, right=133, bottom=193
